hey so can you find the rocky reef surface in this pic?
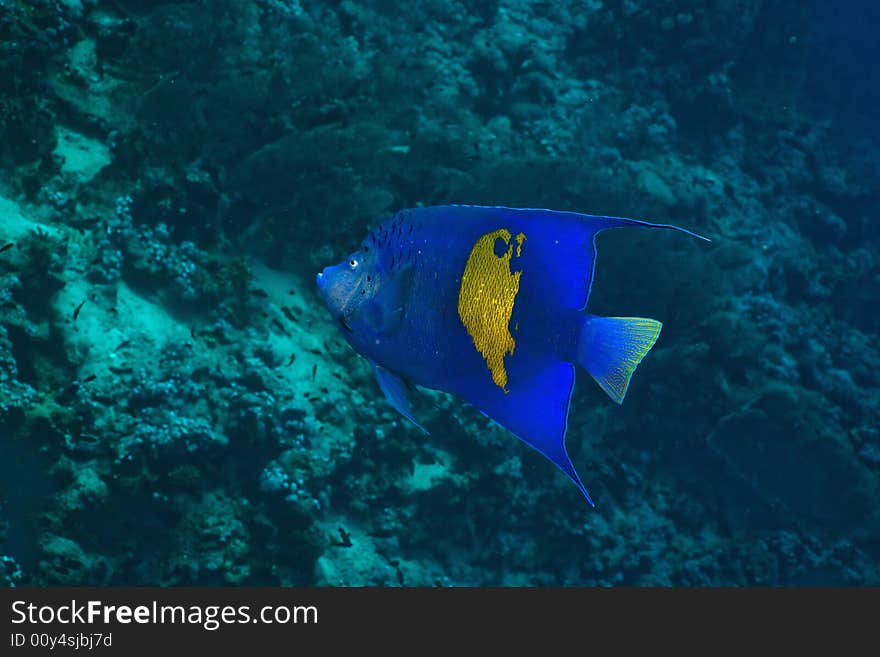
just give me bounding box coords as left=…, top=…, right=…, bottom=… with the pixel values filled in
left=0, top=0, right=877, bottom=586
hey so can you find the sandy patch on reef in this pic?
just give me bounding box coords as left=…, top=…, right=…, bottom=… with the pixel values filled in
left=54, top=126, right=111, bottom=184
left=57, top=279, right=196, bottom=378
left=250, top=262, right=364, bottom=452
left=0, top=195, right=63, bottom=241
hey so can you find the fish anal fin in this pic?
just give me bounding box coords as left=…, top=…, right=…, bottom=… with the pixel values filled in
left=465, top=359, right=594, bottom=505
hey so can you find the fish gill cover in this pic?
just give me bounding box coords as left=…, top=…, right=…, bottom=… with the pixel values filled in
left=0, top=0, right=877, bottom=586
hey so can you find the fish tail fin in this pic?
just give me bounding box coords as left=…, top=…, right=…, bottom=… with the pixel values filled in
left=577, top=315, right=662, bottom=404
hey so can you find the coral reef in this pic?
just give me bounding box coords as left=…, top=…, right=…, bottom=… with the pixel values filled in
left=0, top=0, right=877, bottom=585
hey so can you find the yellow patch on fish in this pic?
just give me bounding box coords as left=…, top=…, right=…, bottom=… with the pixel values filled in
left=457, top=229, right=526, bottom=392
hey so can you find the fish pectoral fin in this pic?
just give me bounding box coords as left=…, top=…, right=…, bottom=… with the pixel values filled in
left=361, top=265, right=413, bottom=336
left=578, top=315, right=662, bottom=404
left=372, top=363, right=429, bottom=434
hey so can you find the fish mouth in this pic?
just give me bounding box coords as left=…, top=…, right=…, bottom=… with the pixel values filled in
left=338, top=316, right=353, bottom=333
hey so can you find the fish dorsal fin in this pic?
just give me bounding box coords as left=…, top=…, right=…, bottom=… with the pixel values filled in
left=373, top=363, right=428, bottom=434
left=361, top=265, right=413, bottom=336
left=483, top=206, right=708, bottom=311
left=423, top=205, right=708, bottom=311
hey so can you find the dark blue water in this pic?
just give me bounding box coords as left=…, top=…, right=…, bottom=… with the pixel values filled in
left=804, top=2, right=880, bottom=154
left=0, top=1, right=877, bottom=586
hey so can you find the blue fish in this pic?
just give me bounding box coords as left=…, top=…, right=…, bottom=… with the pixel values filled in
left=316, top=205, right=708, bottom=505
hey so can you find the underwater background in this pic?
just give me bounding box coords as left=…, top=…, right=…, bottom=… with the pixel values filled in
left=1, top=0, right=878, bottom=586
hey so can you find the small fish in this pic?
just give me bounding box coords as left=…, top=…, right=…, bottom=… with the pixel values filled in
left=81, top=374, right=97, bottom=383
left=0, top=242, right=14, bottom=254
left=281, top=306, right=297, bottom=322
left=316, top=205, right=708, bottom=505
left=287, top=353, right=297, bottom=366
left=73, top=299, right=87, bottom=322
left=333, top=527, right=353, bottom=548
left=248, top=288, right=269, bottom=298
left=311, top=364, right=317, bottom=381
left=113, top=340, right=131, bottom=352
left=271, top=318, right=291, bottom=336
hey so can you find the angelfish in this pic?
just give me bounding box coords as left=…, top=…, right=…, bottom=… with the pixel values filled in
left=316, top=205, right=708, bottom=505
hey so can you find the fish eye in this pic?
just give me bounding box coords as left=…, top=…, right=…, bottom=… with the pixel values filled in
left=349, top=258, right=359, bottom=269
